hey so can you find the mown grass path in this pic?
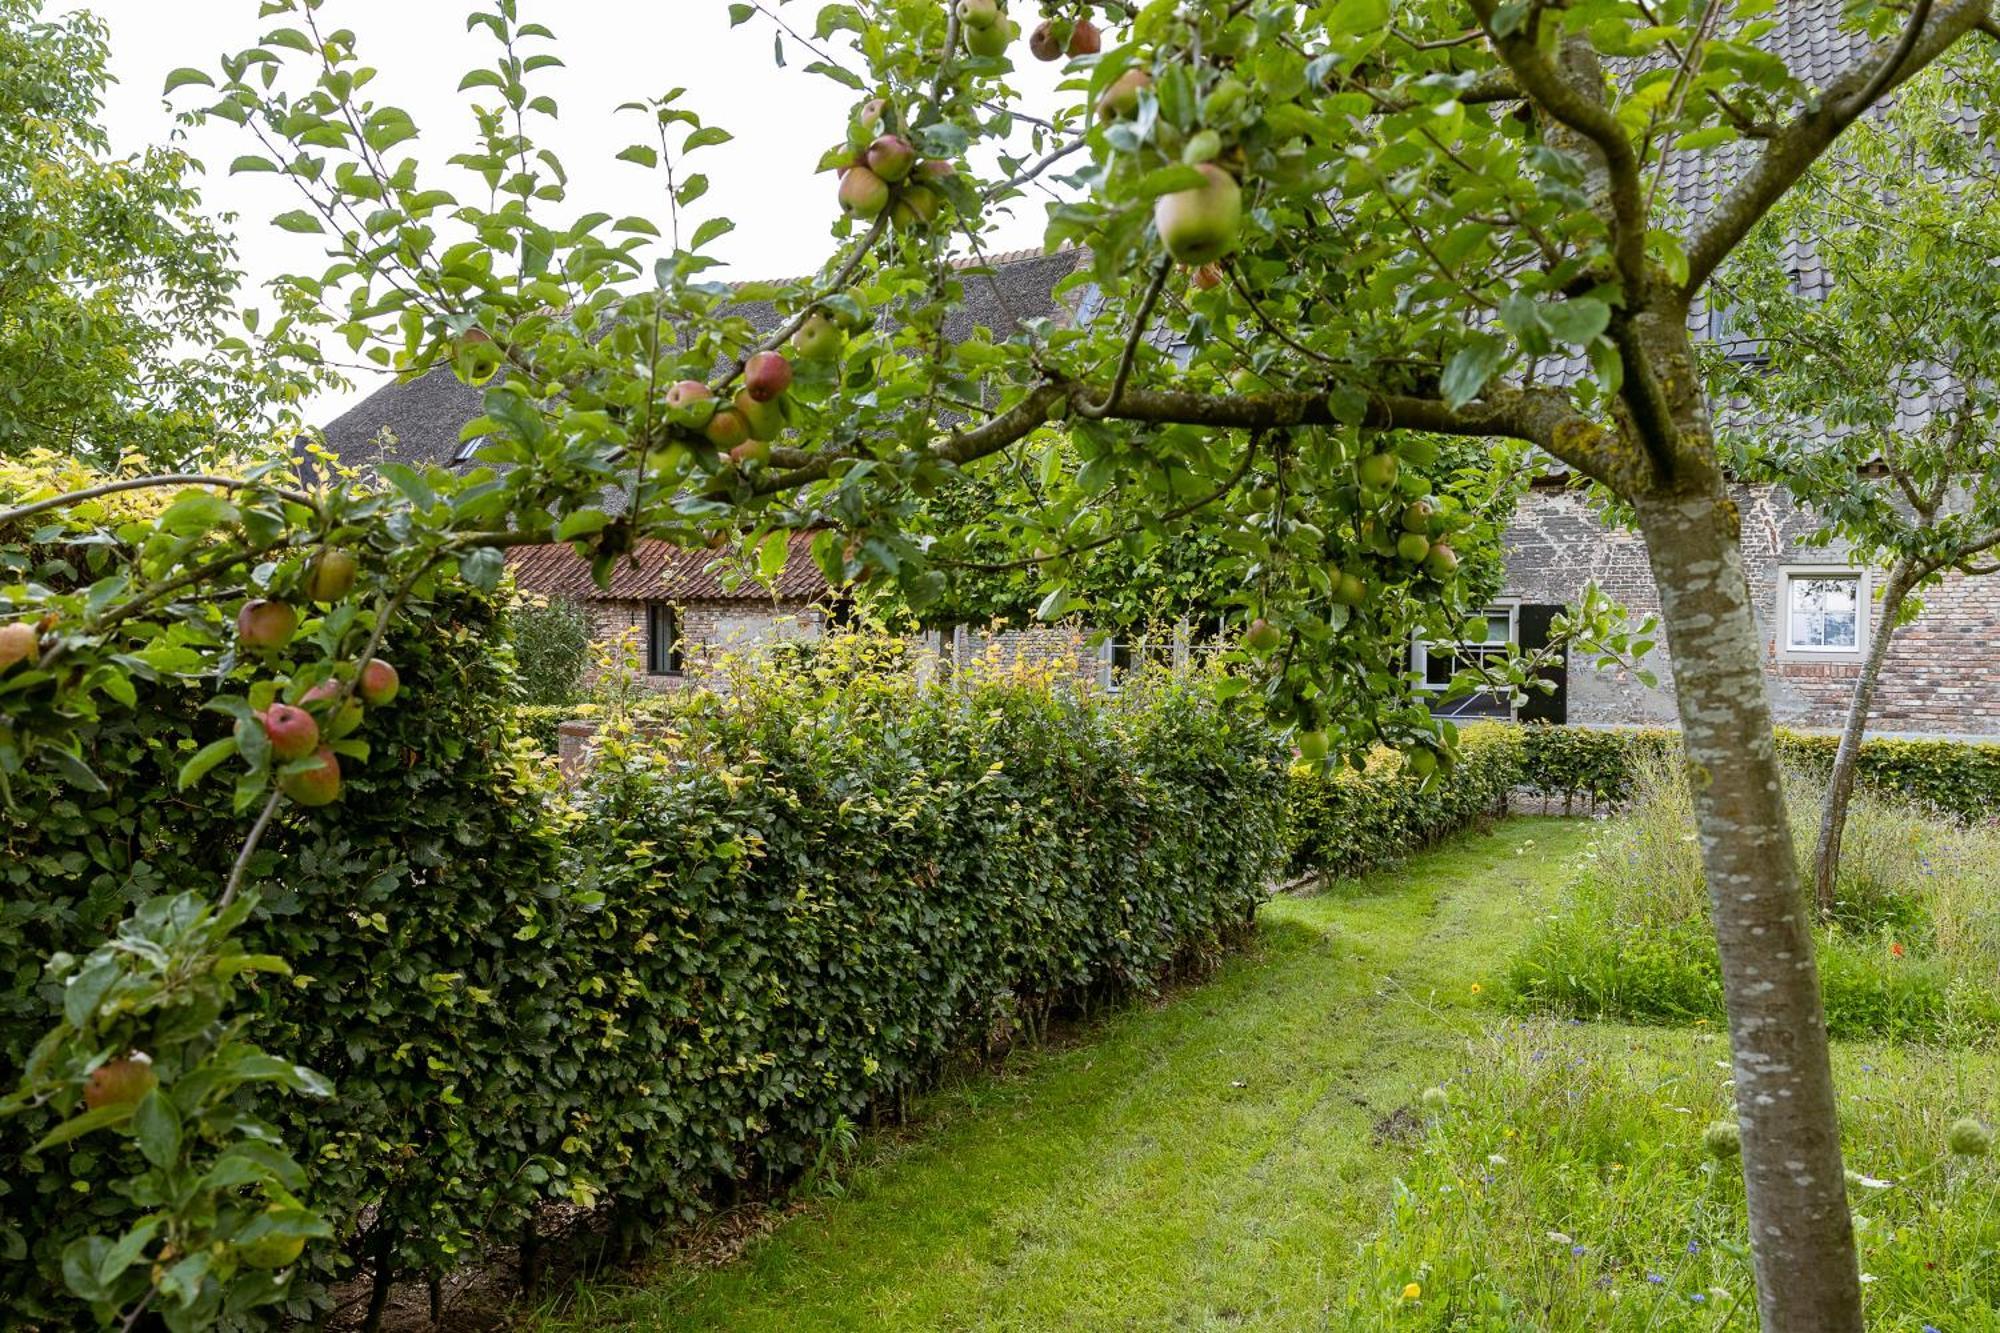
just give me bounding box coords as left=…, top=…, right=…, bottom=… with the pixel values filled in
left=535, top=817, right=1595, bottom=1331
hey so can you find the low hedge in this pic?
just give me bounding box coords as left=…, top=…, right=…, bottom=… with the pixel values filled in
left=1519, top=725, right=2000, bottom=821
left=1285, top=723, right=1523, bottom=880
left=515, top=701, right=573, bottom=750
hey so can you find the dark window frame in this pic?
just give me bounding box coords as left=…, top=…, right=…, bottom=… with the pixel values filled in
left=646, top=602, right=682, bottom=676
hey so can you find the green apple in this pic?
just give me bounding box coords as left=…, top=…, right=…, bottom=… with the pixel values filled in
left=1155, top=163, right=1243, bottom=266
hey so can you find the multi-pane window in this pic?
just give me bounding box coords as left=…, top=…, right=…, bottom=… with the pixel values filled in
left=646, top=602, right=681, bottom=676
left=1785, top=573, right=1861, bottom=653
left=1413, top=608, right=1518, bottom=718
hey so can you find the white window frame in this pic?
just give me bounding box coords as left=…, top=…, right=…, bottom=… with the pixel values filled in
left=1777, top=565, right=1869, bottom=662
left=1411, top=603, right=1520, bottom=714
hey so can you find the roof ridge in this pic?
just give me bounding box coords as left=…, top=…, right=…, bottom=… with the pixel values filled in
left=726, top=243, right=1086, bottom=290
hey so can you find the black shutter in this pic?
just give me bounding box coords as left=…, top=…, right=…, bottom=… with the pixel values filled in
left=1517, top=604, right=1567, bottom=724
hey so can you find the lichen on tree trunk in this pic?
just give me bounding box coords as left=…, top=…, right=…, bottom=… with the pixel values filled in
left=1635, top=470, right=1862, bottom=1333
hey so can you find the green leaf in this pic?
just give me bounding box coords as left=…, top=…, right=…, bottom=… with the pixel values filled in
left=272, top=209, right=325, bottom=235
left=1440, top=336, right=1508, bottom=409
left=228, top=154, right=280, bottom=174
left=32, top=1102, right=134, bottom=1153
left=691, top=217, right=734, bottom=251
left=1542, top=297, right=1612, bottom=346
left=683, top=126, right=733, bottom=151
left=134, top=1090, right=181, bottom=1169
left=163, top=67, right=214, bottom=93
left=178, top=738, right=239, bottom=792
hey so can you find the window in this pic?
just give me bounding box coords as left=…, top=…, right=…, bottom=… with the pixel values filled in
left=1412, top=607, right=1518, bottom=718
left=645, top=602, right=681, bottom=675
left=1781, top=569, right=1866, bottom=658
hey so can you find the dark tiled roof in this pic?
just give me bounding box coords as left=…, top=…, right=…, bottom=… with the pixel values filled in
left=507, top=534, right=828, bottom=603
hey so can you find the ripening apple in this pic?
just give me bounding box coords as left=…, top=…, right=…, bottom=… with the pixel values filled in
left=1396, top=531, right=1432, bottom=563
left=892, top=185, right=943, bottom=229
left=1068, top=18, right=1101, bottom=55
left=919, top=157, right=955, bottom=181
left=1155, top=163, right=1242, bottom=266
left=1401, top=499, right=1436, bottom=533
left=1097, top=68, right=1152, bottom=120
left=704, top=407, right=752, bottom=450
left=856, top=97, right=890, bottom=136
left=0, top=621, right=39, bottom=671
left=728, top=438, right=772, bottom=467
left=1029, top=19, right=1063, bottom=60
left=237, top=599, right=298, bottom=652
left=261, top=703, right=320, bottom=762
left=1405, top=747, right=1439, bottom=778
left=306, top=548, right=358, bottom=603
left=280, top=747, right=342, bottom=807
left=1297, top=729, right=1330, bottom=763
left=302, top=680, right=364, bottom=738
left=964, top=18, right=1013, bottom=56
left=734, top=390, right=785, bottom=442
left=236, top=1213, right=307, bottom=1271
left=865, top=134, right=914, bottom=183
left=83, top=1052, right=157, bottom=1110
left=957, top=0, right=1000, bottom=28
left=1190, top=263, right=1224, bottom=291
left=1423, top=542, right=1460, bottom=578
left=792, top=312, right=843, bottom=360
left=1357, top=452, right=1399, bottom=491
left=1243, top=617, right=1282, bottom=653
left=666, top=379, right=712, bottom=410
left=1331, top=571, right=1367, bottom=606
left=358, top=657, right=400, bottom=706
left=744, top=350, right=793, bottom=401
left=838, top=165, right=891, bottom=217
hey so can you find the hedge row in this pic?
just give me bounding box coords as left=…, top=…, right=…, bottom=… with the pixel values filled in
left=5, top=631, right=1284, bottom=1323
left=1285, top=724, right=1523, bottom=880
left=1517, top=725, right=2000, bottom=820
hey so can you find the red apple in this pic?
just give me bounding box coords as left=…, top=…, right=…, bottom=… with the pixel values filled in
left=865, top=134, right=915, bottom=183
left=666, top=379, right=712, bottom=410
left=1155, top=163, right=1242, bottom=266
left=838, top=165, right=891, bottom=217
left=1097, top=69, right=1152, bottom=120
left=792, top=312, right=843, bottom=361
left=728, top=438, right=772, bottom=466
left=919, top=158, right=955, bottom=180
left=83, top=1053, right=156, bottom=1110
left=744, top=350, right=793, bottom=401
left=1190, top=263, right=1225, bottom=291
left=358, top=658, right=400, bottom=706
left=856, top=97, right=890, bottom=136
left=279, top=747, right=342, bottom=807
left=306, top=548, right=358, bottom=603
left=0, top=621, right=37, bottom=671
left=1029, top=19, right=1063, bottom=60
left=704, top=407, right=752, bottom=450
left=1068, top=18, right=1101, bottom=55
left=261, top=703, right=320, bottom=762
left=237, top=599, right=298, bottom=652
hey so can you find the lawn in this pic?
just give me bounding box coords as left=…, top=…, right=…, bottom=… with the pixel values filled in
left=533, top=817, right=2000, bottom=1331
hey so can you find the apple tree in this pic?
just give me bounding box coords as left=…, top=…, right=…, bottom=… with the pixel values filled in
left=6, top=0, right=1997, bottom=1328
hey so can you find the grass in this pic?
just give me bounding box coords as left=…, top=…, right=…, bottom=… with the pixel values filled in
left=532, top=817, right=2000, bottom=1331
left=1509, top=751, right=2000, bottom=1039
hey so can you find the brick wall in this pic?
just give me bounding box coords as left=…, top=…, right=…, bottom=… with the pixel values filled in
left=1502, top=484, right=2000, bottom=736
left=580, top=597, right=827, bottom=692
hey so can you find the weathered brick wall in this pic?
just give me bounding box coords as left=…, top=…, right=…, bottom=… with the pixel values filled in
left=1503, top=484, right=2000, bottom=735
left=579, top=597, right=826, bottom=692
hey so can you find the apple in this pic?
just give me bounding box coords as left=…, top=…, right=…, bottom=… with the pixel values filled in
left=1297, top=729, right=1330, bottom=763
left=1243, top=617, right=1281, bottom=653
left=1029, top=19, right=1063, bottom=60
left=0, top=621, right=38, bottom=671
left=83, top=1052, right=156, bottom=1110
left=865, top=134, right=915, bottom=183
left=728, top=438, right=772, bottom=466
left=734, top=390, right=785, bottom=442
left=280, top=747, right=342, bottom=807
left=856, top=97, right=890, bottom=136
left=666, top=379, right=712, bottom=410
left=792, top=312, right=843, bottom=360
left=1401, top=499, right=1436, bottom=533
left=237, top=599, right=298, bottom=651
left=1069, top=18, right=1101, bottom=55
left=306, top=548, right=358, bottom=603
left=359, top=657, right=400, bottom=706
left=1155, top=163, right=1242, bottom=266
left=1405, top=747, right=1439, bottom=778
left=1423, top=542, right=1460, bottom=578
left=964, top=18, right=1012, bottom=56
left=919, top=158, right=955, bottom=180
left=1357, top=452, right=1399, bottom=491
left=838, top=165, right=891, bottom=217
left=261, top=703, right=320, bottom=762
left=744, top=350, right=793, bottom=401
left=1331, top=571, right=1367, bottom=606
left=1396, top=531, right=1432, bottom=563
left=302, top=680, right=364, bottom=738
left=1190, top=263, right=1225, bottom=291
left=892, top=185, right=943, bottom=229
left=236, top=1214, right=306, bottom=1270
left=1098, top=68, right=1152, bottom=120
left=957, top=0, right=1001, bottom=29
left=704, top=407, right=752, bottom=450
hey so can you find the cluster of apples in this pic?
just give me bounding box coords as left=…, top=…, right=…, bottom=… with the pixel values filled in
left=1348, top=452, right=1462, bottom=581
left=668, top=349, right=797, bottom=467
left=955, top=0, right=1017, bottom=56
left=835, top=101, right=957, bottom=232
left=1028, top=9, right=1101, bottom=61
left=236, top=547, right=401, bottom=807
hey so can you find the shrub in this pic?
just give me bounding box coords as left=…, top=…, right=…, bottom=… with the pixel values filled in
left=1286, top=723, right=1523, bottom=880
left=1519, top=724, right=2000, bottom=822
left=516, top=702, right=573, bottom=750
left=506, top=593, right=593, bottom=707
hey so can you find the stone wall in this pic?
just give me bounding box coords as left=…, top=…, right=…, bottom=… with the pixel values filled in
left=580, top=597, right=826, bottom=692
left=1503, top=483, right=2000, bottom=736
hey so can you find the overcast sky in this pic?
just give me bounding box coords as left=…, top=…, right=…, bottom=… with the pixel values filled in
left=77, top=1, right=1068, bottom=422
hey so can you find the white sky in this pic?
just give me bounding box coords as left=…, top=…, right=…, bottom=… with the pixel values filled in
left=80, top=1, right=1068, bottom=422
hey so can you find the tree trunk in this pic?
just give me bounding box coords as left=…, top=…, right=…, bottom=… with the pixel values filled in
left=1811, top=560, right=1913, bottom=914
left=1634, top=477, right=1860, bottom=1333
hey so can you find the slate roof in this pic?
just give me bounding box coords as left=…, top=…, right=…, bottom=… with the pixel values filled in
left=507, top=532, right=828, bottom=603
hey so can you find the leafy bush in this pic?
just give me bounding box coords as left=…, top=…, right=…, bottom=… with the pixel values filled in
left=1508, top=749, right=2000, bottom=1039
left=516, top=702, right=573, bottom=750
left=506, top=593, right=592, bottom=707
left=1286, top=723, right=1523, bottom=880
left=1519, top=724, right=2000, bottom=822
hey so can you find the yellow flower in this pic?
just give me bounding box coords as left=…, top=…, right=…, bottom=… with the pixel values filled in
left=1402, top=1282, right=1422, bottom=1302
left=1469, top=983, right=1484, bottom=995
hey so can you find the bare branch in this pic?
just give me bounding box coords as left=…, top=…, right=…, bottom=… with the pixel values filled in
left=0, top=474, right=318, bottom=529
left=1076, top=260, right=1172, bottom=418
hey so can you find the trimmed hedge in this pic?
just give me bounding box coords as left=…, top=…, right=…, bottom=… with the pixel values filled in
left=1519, top=725, right=2000, bottom=821
left=1286, top=724, right=1523, bottom=880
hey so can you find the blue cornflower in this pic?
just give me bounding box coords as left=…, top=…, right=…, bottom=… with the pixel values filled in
left=1686, top=1240, right=1700, bottom=1255
left=1572, top=1245, right=1587, bottom=1257
left=1691, top=1293, right=1707, bottom=1304
left=1647, top=1274, right=1665, bottom=1285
